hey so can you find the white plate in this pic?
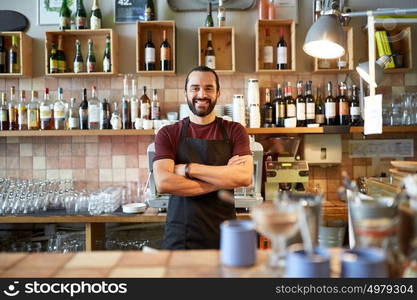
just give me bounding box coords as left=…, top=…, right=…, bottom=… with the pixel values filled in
left=390, top=161, right=417, bottom=172
left=122, top=203, right=147, bottom=214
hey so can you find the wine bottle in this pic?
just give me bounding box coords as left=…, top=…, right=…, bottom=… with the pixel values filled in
left=40, top=88, right=53, bottom=130
left=86, top=39, right=96, bottom=73
left=205, top=2, right=214, bottom=27
left=285, top=82, right=296, bottom=120
left=263, top=28, right=273, bottom=69
left=8, top=35, right=18, bottom=74
left=103, top=34, right=111, bottom=72
left=140, top=86, right=151, bottom=120
left=273, top=84, right=285, bottom=127
left=90, top=0, right=102, bottom=30
left=0, top=93, right=9, bottom=130
left=205, top=33, right=215, bottom=69
left=217, top=0, right=226, bottom=27
left=27, top=91, right=40, bottom=131
left=277, top=27, right=288, bottom=70
left=79, top=88, right=89, bottom=130
left=262, top=88, right=274, bottom=127
left=68, top=98, right=80, bottom=130
left=160, top=30, right=171, bottom=71
left=54, top=88, right=66, bottom=130
left=99, top=98, right=111, bottom=129
left=17, top=90, right=27, bottom=130
left=88, top=86, right=100, bottom=130
left=75, top=0, right=87, bottom=30
left=315, top=86, right=325, bottom=126
left=49, top=43, right=59, bottom=74
left=295, top=80, right=306, bottom=127
left=59, top=0, right=71, bottom=30
left=305, top=81, right=315, bottom=125
left=57, top=35, right=66, bottom=73
left=73, top=40, right=84, bottom=73
left=8, top=87, right=18, bottom=130
left=325, top=81, right=337, bottom=125
left=121, top=76, right=131, bottom=129
left=350, top=85, right=362, bottom=126
left=151, top=89, right=160, bottom=120
left=144, top=0, right=156, bottom=21
left=338, top=82, right=350, bottom=125
left=0, top=36, right=6, bottom=73
left=144, top=31, right=156, bottom=71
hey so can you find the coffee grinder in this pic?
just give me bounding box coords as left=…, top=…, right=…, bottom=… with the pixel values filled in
left=264, top=137, right=309, bottom=201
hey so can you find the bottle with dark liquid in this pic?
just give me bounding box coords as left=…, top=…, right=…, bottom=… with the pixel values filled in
left=324, top=81, right=337, bottom=125
left=205, top=2, right=214, bottom=27
left=315, top=86, right=325, bottom=126
left=73, top=40, right=84, bottom=73
left=277, top=27, right=287, bottom=70
left=160, top=30, right=171, bottom=71
left=90, top=0, right=102, bottom=30
left=49, top=43, right=59, bottom=74
left=273, top=84, right=285, bottom=127
left=0, top=93, right=9, bottom=130
left=100, top=98, right=111, bottom=129
left=8, top=86, right=18, bottom=130
left=350, top=85, right=362, bottom=126
left=57, top=35, right=66, bottom=73
left=144, top=31, right=156, bottom=71
left=59, top=0, right=71, bottom=30
left=79, top=88, right=89, bottom=130
left=295, top=80, right=306, bottom=127
left=40, top=88, right=53, bottom=130
left=144, top=0, right=155, bottom=21
left=75, top=0, right=87, bottom=29
left=285, top=82, right=296, bottom=123
left=338, top=82, right=350, bottom=125
left=0, top=36, right=6, bottom=73
left=262, top=88, right=274, bottom=127
left=305, top=81, right=315, bottom=125
left=103, top=34, right=111, bottom=72
left=8, top=35, right=19, bottom=74
left=86, top=39, right=96, bottom=73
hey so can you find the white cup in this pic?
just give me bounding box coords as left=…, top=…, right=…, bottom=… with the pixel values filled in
left=143, top=119, right=154, bottom=130
left=153, top=120, right=162, bottom=130
left=167, top=111, right=178, bottom=121
left=134, top=118, right=143, bottom=129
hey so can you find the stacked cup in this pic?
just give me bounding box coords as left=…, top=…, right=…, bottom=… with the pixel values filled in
left=232, top=94, right=246, bottom=127
left=247, top=79, right=260, bottom=128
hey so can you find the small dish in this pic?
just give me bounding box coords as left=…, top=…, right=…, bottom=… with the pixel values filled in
left=122, top=203, right=147, bottom=214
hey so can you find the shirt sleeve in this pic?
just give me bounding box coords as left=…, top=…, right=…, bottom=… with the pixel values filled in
left=153, top=125, right=177, bottom=162
left=230, top=122, right=252, bottom=157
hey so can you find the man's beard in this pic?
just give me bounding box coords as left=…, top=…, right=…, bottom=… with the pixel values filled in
left=187, top=96, right=217, bottom=117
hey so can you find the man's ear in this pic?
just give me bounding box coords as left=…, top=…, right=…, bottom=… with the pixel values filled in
left=216, top=90, right=220, bottom=99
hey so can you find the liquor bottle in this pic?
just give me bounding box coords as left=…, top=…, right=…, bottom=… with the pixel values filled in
left=338, top=82, right=350, bottom=125
left=305, top=81, right=315, bottom=125
left=263, top=28, right=273, bottom=69
left=27, top=91, right=40, bottom=130
left=130, top=78, right=139, bottom=128
left=285, top=82, right=296, bottom=120
left=121, top=76, right=131, bottom=129
left=268, top=0, right=276, bottom=20
left=88, top=86, right=100, bottom=129
left=90, top=0, right=102, bottom=30
left=295, top=80, right=306, bottom=127
left=0, top=93, right=8, bottom=130
left=40, top=88, right=53, bottom=130
left=68, top=98, right=80, bottom=130
left=110, top=102, right=122, bottom=130
left=8, top=87, right=18, bottom=130
left=99, top=98, right=111, bottom=129
left=272, top=84, right=285, bottom=127
left=54, top=88, right=66, bottom=130
left=205, top=2, right=214, bottom=27
left=57, top=35, right=66, bottom=73
left=160, top=30, right=171, bottom=71
left=151, top=89, right=160, bottom=120
left=86, top=39, right=96, bottom=73
left=73, top=40, right=84, bottom=73
left=350, top=85, right=362, bottom=126
left=8, top=35, right=18, bottom=74
left=144, top=31, right=156, bottom=71
left=144, top=0, right=155, bottom=21
left=75, top=0, right=87, bottom=30
left=79, top=88, right=89, bottom=130
left=59, top=0, right=71, bottom=30
left=258, top=0, right=268, bottom=19
left=314, top=0, right=323, bottom=22
left=0, top=36, right=6, bottom=73
left=140, top=86, right=151, bottom=120
left=49, top=43, right=59, bottom=74
left=277, top=27, right=288, bottom=70
left=103, top=34, right=111, bottom=72
left=205, top=33, right=215, bottom=69
left=17, top=90, right=28, bottom=130
left=217, top=0, right=226, bottom=27
left=315, top=86, right=325, bottom=125
left=325, top=81, right=337, bottom=125
left=262, top=88, right=274, bottom=127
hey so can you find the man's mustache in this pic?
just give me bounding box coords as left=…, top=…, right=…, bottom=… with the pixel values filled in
left=192, top=97, right=211, bottom=102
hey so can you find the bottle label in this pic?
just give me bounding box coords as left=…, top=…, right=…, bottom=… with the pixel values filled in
left=145, top=7, right=154, bottom=20
left=263, top=46, right=273, bottom=64
left=74, top=62, right=83, bottom=73
left=18, top=106, right=27, bottom=125
left=278, top=103, right=286, bottom=118
left=54, top=108, right=65, bottom=119
left=58, top=60, right=66, bottom=72
left=8, top=107, right=16, bottom=122
left=131, top=101, right=139, bottom=121
left=9, top=52, right=17, bottom=65
left=87, top=61, right=96, bottom=72
left=103, top=57, right=111, bottom=72
left=325, top=102, right=336, bottom=118
left=319, top=59, right=331, bottom=69
left=296, top=102, right=306, bottom=120
left=140, top=102, right=150, bottom=119
left=339, top=101, right=349, bottom=115
left=264, top=109, right=273, bottom=123
left=277, top=46, right=287, bottom=64
left=1, top=110, right=7, bottom=121
left=315, top=114, right=325, bottom=124
left=80, top=109, right=88, bottom=121
left=218, top=13, right=225, bottom=26
left=151, top=105, right=160, bottom=120
left=59, top=17, right=70, bottom=28
left=50, top=59, right=58, bottom=73
left=39, top=106, right=51, bottom=119
left=350, top=106, right=361, bottom=116
left=306, top=103, right=315, bottom=119
left=161, top=47, right=170, bottom=61
left=69, top=117, right=79, bottom=129
left=28, top=109, right=38, bottom=127
left=90, top=16, right=101, bottom=30
left=205, top=55, right=216, bottom=69
left=76, top=17, right=86, bottom=28
left=145, top=48, right=155, bottom=63
left=88, top=104, right=100, bottom=123
left=286, top=104, right=296, bottom=117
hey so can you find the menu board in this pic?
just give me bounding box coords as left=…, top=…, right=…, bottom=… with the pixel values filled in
left=114, top=0, right=147, bottom=23
left=349, top=139, right=414, bottom=158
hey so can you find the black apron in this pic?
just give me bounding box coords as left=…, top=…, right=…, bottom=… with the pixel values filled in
left=162, top=117, right=236, bottom=250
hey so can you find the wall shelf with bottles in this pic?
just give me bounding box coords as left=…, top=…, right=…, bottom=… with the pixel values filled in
left=136, top=21, right=176, bottom=75
left=198, top=26, right=235, bottom=74
left=0, top=32, right=32, bottom=78
left=313, top=26, right=354, bottom=73
left=255, top=19, right=296, bottom=73
left=44, top=29, right=119, bottom=77
left=364, top=25, right=413, bottom=73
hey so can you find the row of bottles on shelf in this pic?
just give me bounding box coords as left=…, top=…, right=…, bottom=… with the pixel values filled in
left=59, top=0, right=103, bottom=30
left=48, top=34, right=111, bottom=74
left=251, top=80, right=363, bottom=128
left=0, top=35, right=19, bottom=74
left=0, top=80, right=160, bottom=131
left=144, top=30, right=172, bottom=71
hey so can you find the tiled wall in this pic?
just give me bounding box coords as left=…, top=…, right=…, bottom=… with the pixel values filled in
left=1, top=72, right=417, bottom=201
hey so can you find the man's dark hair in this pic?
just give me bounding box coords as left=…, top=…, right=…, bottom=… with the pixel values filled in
left=184, top=66, right=220, bottom=92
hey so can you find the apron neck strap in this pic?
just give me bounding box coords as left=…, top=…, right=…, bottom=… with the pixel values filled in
left=180, top=117, right=230, bottom=141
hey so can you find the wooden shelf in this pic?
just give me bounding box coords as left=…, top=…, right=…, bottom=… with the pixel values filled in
left=246, top=127, right=323, bottom=134
left=314, top=26, right=353, bottom=73
left=136, top=21, right=176, bottom=74
left=198, top=26, right=235, bottom=74
left=0, top=32, right=32, bottom=78
left=0, top=129, right=156, bottom=137
left=349, top=126, right=417, bottom=133
left=256, top=19, right=296, bottom=73
left=44, top=29, right=119, bottom=76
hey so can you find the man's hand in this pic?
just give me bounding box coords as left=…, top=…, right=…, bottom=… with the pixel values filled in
left=227, top=155, right=247, bottom=166
left=174, top=164, right=187, bottom=177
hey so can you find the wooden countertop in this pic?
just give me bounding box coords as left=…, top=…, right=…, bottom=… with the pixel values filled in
left=0, top=249, right=341, bottom=278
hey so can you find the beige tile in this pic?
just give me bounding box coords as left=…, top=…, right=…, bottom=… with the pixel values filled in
left=86, top=143, right=98, bottom=156
left=19, top=78, right=32, bottom=90
left=138, top=76, right=151, bottom=90
left=99, top=169, right=113, bottom=182
left=109, top=267, right=166, bottom=278
left=33, top=170, right=46, bottom=180
left=72, top=136, right=85, bottom=143
left=164, top=89, right=178, bottom=102
left=64, top=251, right=122, bottom=269
left=6, top=137, right=19, bottom=143
left=138, top=155, right=147, bottom=168
left=405, top=72, right=417, bottom=86
left=46, top=169, right=59, bottom=179
left=85, top=156, right=98, bottom=169
left=151, top=76, right=165, bottom=89
left=33, top=143, right=45, bottom=156
left=59, top=169, right=73, bottom=179
left=85, top=136, right=99, bottom=143
left=32, top=77, right=45, bottom=91
left=112, top=169, right=126, bottom=182
left=6, top=157, right=19, bottom=169
left=19, top=143, right=32, bottom=157
left=112, top=155, right=126, bottom=168
left=392, top=86, right=405, bottom=97
left=126, top=168, right=139, bottom=181
left=20, top=157, right=32, bottom=169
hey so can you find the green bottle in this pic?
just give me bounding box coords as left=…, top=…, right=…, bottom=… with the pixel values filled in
left=49, top=43, right=59, bottom=74
left=205, top=2, right=214, bottom=27
left=57, top=35, right=66, bottom=73
left=59, top=0, right=71, bottom=30
left=75, top=0, right=87, bottom=29
left=90, top=0, right=102, bottom=29
left=144, top=0, right=155, bottom=21
left=73, top=40, right=84, bottom=73
left=103, top=34, right=111, bottom=72
left=86, top=39, right=96, bottom=73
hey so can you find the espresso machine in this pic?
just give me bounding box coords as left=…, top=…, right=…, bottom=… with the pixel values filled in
left=264, top=137, right=309, bottom=201
left=146, top=139, right=264, bottom=210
